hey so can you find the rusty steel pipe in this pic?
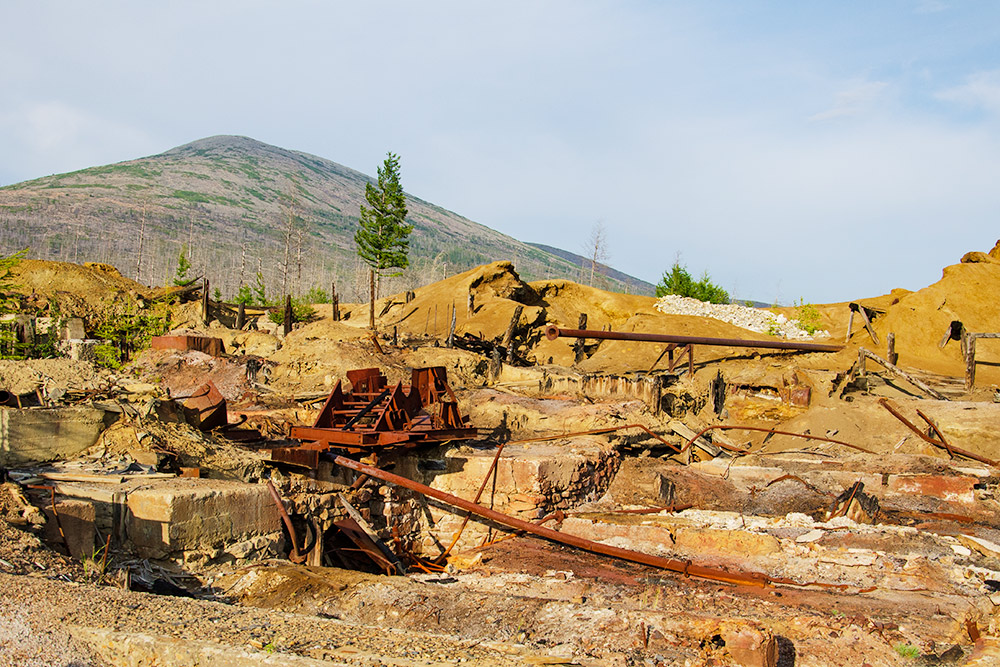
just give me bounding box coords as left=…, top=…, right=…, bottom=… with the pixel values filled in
left=545, top=326, right=843, bottom=353
left=333, top=455, right=771, bottom=588
left=266, top=481, right=306, bottom=564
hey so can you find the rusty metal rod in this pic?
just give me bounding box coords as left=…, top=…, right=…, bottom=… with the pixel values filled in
left=507, top=424, right=681, bottom=452
left=680, top=424, right=872, bottom=455
left=878, top=399, right=997, bottom=467
left=332, top=456, right=873, bottom=592
left=266, top=481, right=306, bottom=564
left=545, top=326, right=843, bottom=353
left=334, top=456, right=775, bottom=588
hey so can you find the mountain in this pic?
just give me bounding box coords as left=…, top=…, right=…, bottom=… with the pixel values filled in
left=525, top=243, right=655, bottom=296
left=0, top=136, right=650, bottom=301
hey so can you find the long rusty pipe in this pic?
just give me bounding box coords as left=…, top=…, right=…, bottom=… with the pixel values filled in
left=333, top=455, right=771, bottom=587
left=545, top=326, right=843, bottom=353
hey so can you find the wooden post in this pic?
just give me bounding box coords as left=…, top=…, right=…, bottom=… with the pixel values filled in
left=235, top=302, right=246, bottom=330
left=857, top=347, right=866, bottom=378
left=202, top=278, right=210, bottom=325
left=574, top=313, right=588, bottom=364
left=502, top=305, right=523, bottom=363
left=965, top=332, right=977, bottom=391
left=490, top=347, right=502, bottom=382
left=331, top=281, right=340, bottom=322
left=887, top=332, right=898, bottom=366
left=845, top=308, right=855, bottom=344
left=447, top=303, right=456, bottom=348
left=368, top=270, right=375, bottom=330
left=283, top=294, right=293, bottom=337
left=855, top=304, right=879, bottom=346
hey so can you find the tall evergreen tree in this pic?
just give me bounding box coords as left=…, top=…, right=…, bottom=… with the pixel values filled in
left=355, top=152, right=411, bottom=329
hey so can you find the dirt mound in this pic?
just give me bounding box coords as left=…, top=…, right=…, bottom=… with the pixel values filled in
left=865, top=256, right=1000, bottom=379
left=10, top=259, right=152, bottom=312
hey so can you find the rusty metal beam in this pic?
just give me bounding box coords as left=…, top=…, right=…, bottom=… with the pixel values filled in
left=332, top=456, right=775, bottom=587
left=545, top=326, right=843, bottom=353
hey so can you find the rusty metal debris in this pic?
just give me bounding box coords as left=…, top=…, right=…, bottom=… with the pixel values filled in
left=878, top=398, right=997, bottom=467
left=335, top=494, right=406, bottom=575
left=272, top=367, right=477, bottom=468
left=332, top=455, right=876, bottom=593
left=265, top=481, right=306, bottom=564
left=545, top=325, right=844, bottom=354
left=679, top=424, right=872, bottom=455
left=180, top=381, right=228, bottom=431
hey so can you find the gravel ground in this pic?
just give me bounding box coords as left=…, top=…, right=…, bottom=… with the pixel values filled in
left=653, top=295, right=830, bottom=339
left=0, top=572, right=525, bottom=667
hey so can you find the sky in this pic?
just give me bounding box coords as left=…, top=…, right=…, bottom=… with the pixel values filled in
left=3, top=1, right=1000, bottom=304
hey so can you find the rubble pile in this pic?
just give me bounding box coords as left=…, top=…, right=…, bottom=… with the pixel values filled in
left=654, top=294, right=831, bottom=339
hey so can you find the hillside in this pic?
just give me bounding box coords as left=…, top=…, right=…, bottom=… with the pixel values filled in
left=525, top=242, right=656, bottom=296
left=0, top=136, right=648, bottom=301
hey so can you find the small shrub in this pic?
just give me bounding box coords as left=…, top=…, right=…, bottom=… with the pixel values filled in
left=92, top=297, right=170, bottom=368
left=267, top=297, right=316, bottom=325
left=303, top=286, right=331, bottom=304
left=655, top=261, right=729, bottom=304
left=893, top=643, right=920, bottom=659
left=794, top=298, right=822, bottom=335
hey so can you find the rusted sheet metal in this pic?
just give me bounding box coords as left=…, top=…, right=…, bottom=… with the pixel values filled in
left=180, top=381, right=228, bottom=431
left=273, top=367, right=477, bottom=467
left=545, top=326, right=843, bottom=353
left=150, top=335, right=225, bottom=357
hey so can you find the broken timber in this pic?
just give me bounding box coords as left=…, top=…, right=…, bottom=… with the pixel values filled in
left=271, top=367, right=477, bottom=467
left=857, top=347, right=948, bottom=401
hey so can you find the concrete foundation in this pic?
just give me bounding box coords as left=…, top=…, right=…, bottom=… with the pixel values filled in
left=126, top=478, right=282, bottom=561
left=0, top=406, right=114, bottom=466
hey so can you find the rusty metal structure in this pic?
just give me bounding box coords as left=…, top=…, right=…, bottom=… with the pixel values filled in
left=271, top=367, right=477, bottom=468
left=545, top=325, right=844, bottom=354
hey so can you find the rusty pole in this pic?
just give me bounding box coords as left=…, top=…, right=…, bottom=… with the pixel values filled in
left=545, top=326, right=843, bottom=353
left=332, top=456, right=770, bottom=587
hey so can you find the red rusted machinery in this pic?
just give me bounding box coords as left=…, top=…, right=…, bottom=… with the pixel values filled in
left=271, top=367, right=477, bottom=468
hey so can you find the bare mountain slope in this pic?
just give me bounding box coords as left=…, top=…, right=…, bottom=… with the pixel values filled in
left=0, top=135, right=646, bottom=300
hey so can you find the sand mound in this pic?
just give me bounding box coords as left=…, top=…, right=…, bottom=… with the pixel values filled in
left=866, top=254, right=1000, bottom=379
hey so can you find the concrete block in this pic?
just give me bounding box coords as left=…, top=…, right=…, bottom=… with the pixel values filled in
left=126, top=479, right=281, bottom=559
left=42, top=498, right=96, bottom=560
left=0, top=406, right=113, bottom=466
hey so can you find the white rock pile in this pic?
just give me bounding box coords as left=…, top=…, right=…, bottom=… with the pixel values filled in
left=652, top=295, right=830, bottom=340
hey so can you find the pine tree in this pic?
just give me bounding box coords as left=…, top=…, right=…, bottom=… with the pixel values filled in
left=355, top=152, right=411, bottom=329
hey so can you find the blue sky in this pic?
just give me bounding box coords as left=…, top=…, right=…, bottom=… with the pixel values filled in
left=2, top=1, right=999, bottom=303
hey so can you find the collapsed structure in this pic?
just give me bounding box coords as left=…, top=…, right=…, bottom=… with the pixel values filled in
left=3, top=251, right=1000, bottom=666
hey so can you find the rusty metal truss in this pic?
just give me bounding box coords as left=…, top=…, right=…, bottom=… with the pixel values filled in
left=271, top=367, right=477, bottom=467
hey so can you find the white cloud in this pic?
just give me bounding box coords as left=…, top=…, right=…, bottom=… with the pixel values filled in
left=810, top=81, right=889, bottom=121
left=937, top=70, right=1000, bottom=115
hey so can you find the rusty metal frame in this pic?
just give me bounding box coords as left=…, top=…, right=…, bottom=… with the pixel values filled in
left=273, top=367, right=477, bottom=466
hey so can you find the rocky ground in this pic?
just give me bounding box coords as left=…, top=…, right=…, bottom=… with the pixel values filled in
left=4, top=252, right=1000, bottom=666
